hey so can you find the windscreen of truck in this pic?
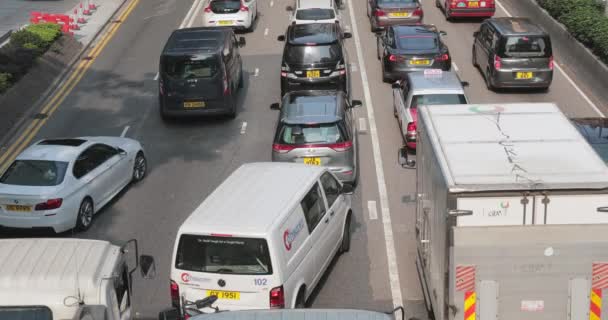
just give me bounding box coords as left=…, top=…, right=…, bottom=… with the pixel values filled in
left=409, top=94, right=467, bottom=109
left=176, top=234, right=273, bottom=275
left=0, top=306, right=52, bottom=320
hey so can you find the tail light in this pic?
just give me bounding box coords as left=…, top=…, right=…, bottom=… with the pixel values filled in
left=337, top=62, right=346, bottom=75
left=436, top=53, right=449, bottom=61
left=549, top=55, right=554, bottom=70
left=270, top=286, right=285, bottom=308
left=223, top=75, right=229, bottom=96
left=413, top=8, right=423, bottom=16
left=204, top=5, right=211, bottom=13
left=449, top=0, right=458, bottom=8
left=35, top=198, right=63, bottom=211
left=159, top=79, right=164, bottom=95
left=272, top=143, right=296, bottom=153
left=170, top=280, right=180, bottom=308
left=406, top=122, right=416, bottom=137
left=374, top=9, right=385, bottom=16
left=388, top=54, right=404, bottom=62
left=240, top=1, right=249, bottom=11
left=493, top=55, right=502, bottom=70
left=329, top=141, right=353, bottom=152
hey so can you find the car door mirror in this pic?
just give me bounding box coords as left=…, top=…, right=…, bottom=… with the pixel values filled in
left=238, top=37, right=246, bottom=47
left=392, top=82, right=401, bottom=89
left=158, top=308, right=180, bottom=320
left=341, top=183, right=354, bottom=195
left=139, top=255, right=156, bottom=279
left=277, top=35, right=286, bottom=41
left=117, top=148, right=127, bottom=156
left=461, top=81, right=470, bottom=87
left=473, top=31, right=480, bottom=38
left=270, top=103, right=281, bottom=110
left=439, top=30, right=447, bottom=36
left=343, top=32, right=352, bottom=39
left=398, top=146, right=416, bottom=168
left=286, top=5, right=294, bottom=11
left=351, top=100, right=362, bottom=108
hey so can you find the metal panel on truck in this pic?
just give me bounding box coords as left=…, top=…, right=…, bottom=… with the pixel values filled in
left=533, top=194, right=608, bottom=225
left=457, top=196, right=533, bottom=226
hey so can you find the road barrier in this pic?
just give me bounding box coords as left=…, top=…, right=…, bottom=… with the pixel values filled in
left=29, top=12, right=73, bottom=35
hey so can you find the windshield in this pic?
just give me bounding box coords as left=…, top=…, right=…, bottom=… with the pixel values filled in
left=285, top=44, right=342, bottom=64
left=296, top=8, right=335, bottom=20
left=0, top=160, right=68, bottom=186
left=501, top=36, right=551, bottom=58
left=210, top=0, right=241, bottom=11
left=277, top=122, right=346, bottom=145
left=410, top=94, right=467, bottom=109
left=0, top=306, right=52, bottom=320
left=397, top=36, right=438, bottom=50
left=163, top=55, right=219, bottom=79
left=176, top=235, right=273, bottom=275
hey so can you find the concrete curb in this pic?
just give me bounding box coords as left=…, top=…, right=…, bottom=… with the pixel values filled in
left=0, top=0, right=131, bottom=150
left=520, top=0, right=608, bottom=108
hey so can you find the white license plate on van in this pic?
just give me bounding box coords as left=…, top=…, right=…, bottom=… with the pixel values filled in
left=207, top=290, right=240, bottom=300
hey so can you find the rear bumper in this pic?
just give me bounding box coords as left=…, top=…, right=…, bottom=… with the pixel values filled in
left=405, top=135, right=416, bottom=150
left=491, top=70, right=553, bottom=89
left=330, top=166, right=357, bottom=184
left=202, top=15, right=252, bottom=29
left=0, top=210, right=73, bottom=233
left=160, top=95, right=234, bottom=117
left=448, top=8, right=495, bottom=17
left=383, top=61, right=451, bottom=81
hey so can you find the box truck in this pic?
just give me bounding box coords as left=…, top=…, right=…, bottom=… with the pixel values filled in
left=399, top=103, right=608, bottom=320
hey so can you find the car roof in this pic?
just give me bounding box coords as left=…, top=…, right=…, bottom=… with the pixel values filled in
left=189, top=309, right=394, bottom=320
left=406, top=71, right=465, bottom=93
left=488, top=17, right=547, bottom=36
left=297, top=0, right=333, bottom=9
left=392, top=24, right=438, bottom=36
left=286, top=23, right=340, bottom=45
left=178, top=163, right=325, bottom=236
left=280, top=91, right=344, bottom=124
left=571, top=117, right=608, bottom=145
left=163, top=27, right=230, bottom=55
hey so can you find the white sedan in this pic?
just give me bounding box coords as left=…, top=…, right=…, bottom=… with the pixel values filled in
left=202, top=0, right=258, bottom=31
left=0, top=137, right=147, bottom=233
left=289, top=0, right=343, bottom=25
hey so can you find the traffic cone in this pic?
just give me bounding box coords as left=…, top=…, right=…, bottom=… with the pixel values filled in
left=71, top=9, right=81, bottom=29
left=88, top=0, right=97, bottom=11
left=82, top=2, right=92, bottom=16
left=77, top=4, right=87, bottom=24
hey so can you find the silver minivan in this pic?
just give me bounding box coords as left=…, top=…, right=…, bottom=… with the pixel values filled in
left=270, top=91, right=361, bottom=186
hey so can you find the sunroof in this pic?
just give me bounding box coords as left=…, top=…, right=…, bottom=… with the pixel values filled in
left=38, top=139, right=86, bottom=146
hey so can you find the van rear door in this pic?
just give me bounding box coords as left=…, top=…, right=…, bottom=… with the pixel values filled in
left=161, top=54, right=224, bottom=102
left=173, top=234, right=276, bottom=310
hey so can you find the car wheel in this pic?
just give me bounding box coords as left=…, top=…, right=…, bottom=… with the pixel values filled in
left=444, top=1, right=452, bottom=20
left=381, top=64, right=389, bottom=83
left=485, top=68, right=495, bottom=91
left=435, top=0, right=440, bottom=8
left=472, top=46, right=478, bottom=68
left=132, top=151, right=147, bottom=183
left=75, top=198, right=94, bottom=232
left=227, top=98, right=237, bottom=119
left=238, top=68, right=244, bottom=88
left=295, top=290, right=306, bottom=308
left=376, top=37, right=381, bottom=60
left=340, top=213, right=352, bottom=253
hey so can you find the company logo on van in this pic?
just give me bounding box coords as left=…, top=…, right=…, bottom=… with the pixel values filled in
left=283, top=220, right=305, bottom=251
left=468, top=105, right=505, bottom=114
left=180, top=272, right=210, bottom=283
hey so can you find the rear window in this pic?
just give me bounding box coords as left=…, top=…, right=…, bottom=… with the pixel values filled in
left=501, top=36, right=551, bottom=58
left=397, top=36, right=438, bottom=50
left=409, top=94, right=467, bottom=109
left=0, top=306, right=52, bottom=320
left=285, top=44, right=342, bottom=64
left=163, top=55, right=219, bottom=79
left=0, top=160, right=68, bottom=186
left=276, top=122, right=347, bottom=145
left=176, top=235, right=273, bottom=275
left=210, top=0, right=241, bottom=11
left=295, top=8, right=335, bottom=20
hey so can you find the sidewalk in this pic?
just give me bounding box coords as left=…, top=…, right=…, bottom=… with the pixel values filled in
left=0, top=0, right=81, bottom=38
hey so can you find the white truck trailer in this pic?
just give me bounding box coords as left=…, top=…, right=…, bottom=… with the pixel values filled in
left=0, top=238, right=156, bottom=320
left=399, top=103, right=608, bottom=320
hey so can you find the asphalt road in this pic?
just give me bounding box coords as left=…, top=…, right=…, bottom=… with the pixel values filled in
left=1, top=0, right=606, bottom=319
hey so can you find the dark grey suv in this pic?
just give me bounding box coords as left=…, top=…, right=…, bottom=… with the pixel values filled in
left=270, top=90, right=361, bottom=186
left=472, top=17, right=553, bottom=91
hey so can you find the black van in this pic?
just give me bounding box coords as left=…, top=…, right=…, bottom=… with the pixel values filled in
left=472, top=17, right=553, bottom=91
left=159, top=27, right=246, bottom=119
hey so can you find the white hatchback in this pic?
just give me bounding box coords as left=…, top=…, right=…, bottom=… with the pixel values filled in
left=202, top=0, right=258, bottom=31
left=289, top=0, right=342, bottom=25
left=0, top=137, right=147, bottom=233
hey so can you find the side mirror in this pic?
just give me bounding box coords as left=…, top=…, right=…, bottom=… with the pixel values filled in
left=473, top=31, right=479, bottom=38
left=277, top=35, right=286, bottom=41
left=270, top=103, right=281, bottom=110
left=286, top=5, right=294, bottom=11
left=439, top=30, right=447, bottom=36
left=158, top=308, right=180, bottom=320
left=351, top=100, right=362, bottom=108
left=461, top=81, right=470, bottom=87
left=391, top=82, right=401, bottom=89
left=139, top=255, right=156, bottom=279
left=238, top=37, right=246, bottom=47
left=398, top=147, right=416, bottom=168
left=343, top=32, right=352, bottom=39
left=117, top=148, right=127, bottom=156
left=341, top=183, right=355, bottom=195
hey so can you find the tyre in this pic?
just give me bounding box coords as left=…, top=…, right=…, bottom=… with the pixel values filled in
left=238, top=68, right=244, bottom=88
left=376, top=37, right=381, bottom=60
left=295, top=290, right=306, bottom=308
left=340, top=214, right=352, bottom=253
left=132, top=152, right=147, bottom=183
left=435, top=0, right=440, bottom=8
left=472, top=46, right=478, bottom=68
left=227, top=99, right=237, bottom=119
left=485, top=68, right=495, bottom=91
left=444, top=2, right=452, bottom=21
left=75, top=198, right=94, bottom=232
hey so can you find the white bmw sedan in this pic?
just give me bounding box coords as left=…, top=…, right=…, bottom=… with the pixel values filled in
left=202, top=0, right=258, bottom=31
left=0, top=137, right=147, bottom=233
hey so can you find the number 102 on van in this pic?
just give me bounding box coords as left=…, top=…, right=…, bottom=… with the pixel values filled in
left=254, top=278, right=267, bottom=286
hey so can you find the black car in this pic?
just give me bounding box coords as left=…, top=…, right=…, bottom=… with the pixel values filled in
left=376, top=24, right=450, bottom=82
left=367, top=0, right=423, bottom=32
left=571, top=117, right=608, bottom=164
left=277, top=23, right=352, bottom=98
left=159, top=27, right=246, bottom=119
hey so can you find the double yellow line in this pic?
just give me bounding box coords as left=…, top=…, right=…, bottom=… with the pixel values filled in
left=0, top=0, right=140, bottom=172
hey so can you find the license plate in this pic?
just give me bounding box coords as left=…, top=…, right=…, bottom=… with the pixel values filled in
left=468, top=1, right=479, bottom=7
left=207, top=290, right=240, bottom=300
left=218, top=20, right=233, bottom=25
left=306, top=70, right=320, bottom=78
left=516, top=72, right=533, bottom=79
left=5, top=205, right=32, bottom=212
left=303, top=157, right=321, bottom=165
left=388, top=12, right=409, bottom=17
left=184, top=101, right=206, bottom=108
left=410, top=60, right=431, bottom=66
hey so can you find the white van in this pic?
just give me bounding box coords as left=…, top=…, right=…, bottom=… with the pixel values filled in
left=170, top=162, right=353, bottom=312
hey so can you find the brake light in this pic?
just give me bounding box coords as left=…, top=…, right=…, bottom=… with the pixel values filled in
left=493, top=55, right=502, bottom=70
left=170, top=280, right=180, bottom=308
left=35, top=198, right=63, bottom=211
left=388, top=54, right=404, bottom=62
left=413, top=8, right=423, bottom=16
left=449, top=0, right=458, bottom=8
left=159, top=79, right=164, bottom=95
left=204, top=5, right=211, bottom=13
left=436, top=53, right=449, bottom=61
left=328, top=141, right=352, bottom=152
left=374, top=9, right=385, bottom=16
left=406, top=122, right=416, bottom=136
left=272, top=143, right=296, bottom=153
left=240, top=2, right=249, bottom=11
left=549, top=55, right=554, bottom=70
left=270, top=286, right=285, bottom=308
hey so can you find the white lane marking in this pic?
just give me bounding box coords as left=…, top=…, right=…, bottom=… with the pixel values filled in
left=452, top=62, right=459, bottom=72
left=358, top=117, right=367, bottom=132
left=120, top=126, right=130, bottom=138
left=496, top=0, right=604, bottom=117
left=153, top=72, right=159, bottom=80
left=240, top=122, right=247, bottom=134
left=350, top=63, right=358, bottom=72
left=270, top=0, right=274, bottom=7
left=179, top=0, right=201, bottom=29
left=187, top=0, right=206, bottom=28
left=264, top=27, right=269, bottom=36
left=254, top=68, right=259, bottom=77
left=368, top=201, right=378, bottom=220
left=346, top=0, right=404, bottom=317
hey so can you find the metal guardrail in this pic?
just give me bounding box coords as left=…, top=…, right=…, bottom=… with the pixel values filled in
left=0, top=29, right=13, bottom=47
